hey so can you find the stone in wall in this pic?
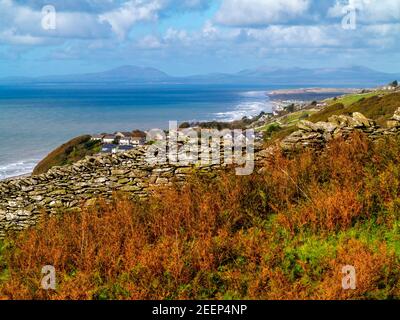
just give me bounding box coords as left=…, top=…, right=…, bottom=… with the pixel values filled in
left=0, top=140, right=264, bottom=238
left=280, top=110, right=400, bottom=152
left=2, top=109, right=400, bottom=238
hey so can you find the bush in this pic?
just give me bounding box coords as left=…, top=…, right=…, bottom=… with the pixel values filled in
left=33, top=136, right=101, bottom=175
left=1, top=133, right=400, bottom=300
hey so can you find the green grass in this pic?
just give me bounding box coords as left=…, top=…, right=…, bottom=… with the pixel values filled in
left=328, top=91, right=387, bottom=107
left=258, top=91, right=400, bottom=144
left=282, top=110, right=316, bottom=125
left=257, top=122, right=281, bottom=132
left=309, top=91, right=400, bottom=126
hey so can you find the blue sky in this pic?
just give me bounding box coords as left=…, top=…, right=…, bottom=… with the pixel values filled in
left=1, top=0, right=400, bottom=77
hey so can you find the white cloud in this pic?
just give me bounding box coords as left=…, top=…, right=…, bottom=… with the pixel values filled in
left=0, top=29, right=45, bottom=45
left=215, top=0, right=311, bottom=27
left=245, top=25, right=340, bottom=48
left=0, top=0, right=212, bottom=45
left=0, top=0, right=114, bottom=45
left=137, top=34, right=164, bottom=49
left=99, top=1, right=161, bottom=40
left=328, top=0, right=400, bottom=23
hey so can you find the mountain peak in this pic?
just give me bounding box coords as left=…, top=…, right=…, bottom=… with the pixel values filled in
left=0, top=65, right=397, bottom=86
left=96, top=65, right=170, bottom=80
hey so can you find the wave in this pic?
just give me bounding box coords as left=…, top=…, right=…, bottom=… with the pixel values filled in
left=238, top=91, right=268, bottom=98
left=0, top=159, right=39, bottom=181
left=214, top=100, right=273, bottom=122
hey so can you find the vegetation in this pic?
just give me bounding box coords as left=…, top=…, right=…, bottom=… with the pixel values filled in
left=281, top=110, right=314, bottom=125
left=260, top=122, right=281, bottom=139
left=1, top=133, right=400, bottom=300
left=309, top=92, right=400, bottom=126
left=326, top=92, right=386, bottom=108
left=261, top=91, right=400, bottom=142
left=184, top=112, right=268, bottom=130
left=33, top=135, right=101, bottom=175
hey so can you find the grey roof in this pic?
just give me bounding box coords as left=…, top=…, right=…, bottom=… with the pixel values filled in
left=118, top=145, right=134, bottom=150
left=117, top=132, right=133, bottom=137
left=102, top=144, right=117, bottom=149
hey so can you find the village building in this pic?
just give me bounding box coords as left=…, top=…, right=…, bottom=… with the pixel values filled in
left=116, top=132, right=133, bottom=138
left=131, top=136, right=146, bottom=146
left=119, top=137, right=133, bottom=145
left=101, top=144, right=118, bottom=154
left=91, top=134, right=104, bottom=141
left=102, top=134, right=117, bottom=144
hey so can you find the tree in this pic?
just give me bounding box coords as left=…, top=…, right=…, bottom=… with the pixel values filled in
left=132, top=130, right=146, bottom=138
left=179, top=122, right=191, bottom=129
left=286, top=104, right=295, bottom=113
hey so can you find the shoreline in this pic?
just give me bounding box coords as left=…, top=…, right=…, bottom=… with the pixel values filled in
left=2, top=173, right=31, bottom=182
left=0, top=89, right=273, bottom=182
left=267, top=87, right=361, bottom=96
left=0, top=87, right=356, bottom=182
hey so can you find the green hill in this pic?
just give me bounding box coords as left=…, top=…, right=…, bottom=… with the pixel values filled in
left=32, top=135, right=101, bottom=175
left=263, top=91, right=400, bottom=143
left=309, top=91, right=400, bottom=126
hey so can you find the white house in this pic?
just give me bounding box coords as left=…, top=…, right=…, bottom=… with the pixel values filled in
left=116, top=132, right=133, bottom=138
left=131, top=136, right=146, bottom=146
left=102, top=134, right=117, bottom=144
left=119, top=137, right=132, bottom=145
left=91, top=134, right=104, bottom=141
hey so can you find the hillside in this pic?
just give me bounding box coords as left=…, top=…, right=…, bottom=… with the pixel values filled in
left=308, top=91, right=400, bottom=126
left=32, top=135, right=101, bottom=175
left=260, top=90, right=400, bottom=142
left=0, top=89, right=400, bottom=300
left=1, top=132, right=400, bottom=299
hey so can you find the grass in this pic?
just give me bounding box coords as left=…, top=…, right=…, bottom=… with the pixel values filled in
left=327, top=91, right=387, bottom=107
left=1, top=133, right=400, bottom=300
left=261, top=91, right=399, bottom=143
left=281, top=110, right=316, bottom=125
left=309, top=91, right=400, bottom=126
left=33, top=135, right=102, bottom=175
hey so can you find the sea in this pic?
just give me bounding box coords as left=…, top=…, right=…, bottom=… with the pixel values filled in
left=0, top=84, right=346, bottom=180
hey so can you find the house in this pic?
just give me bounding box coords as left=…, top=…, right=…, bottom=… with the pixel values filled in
left=101, top=144, right=118, bottom=154
left=91, top=134, right=104, bottom=141
left=102, top=134, right=117, bottom=144
left=131, top=136, right=146, bottom=146
left=116, top=132, right=133, bottom=138
left=119, top=137, right=132, bottom=145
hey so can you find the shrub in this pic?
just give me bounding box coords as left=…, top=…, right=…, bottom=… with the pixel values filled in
left=1, top=133, right=400, bottom=300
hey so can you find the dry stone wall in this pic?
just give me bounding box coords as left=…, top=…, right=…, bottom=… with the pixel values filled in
left=280, top=109, right=400, bottom=151
left=2, top=108, right=400, bottom=238
left=0, top=146, right=236, bottom=237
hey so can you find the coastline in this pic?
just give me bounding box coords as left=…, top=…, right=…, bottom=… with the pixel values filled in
left=0, top=88, right=274, bottom=182
left=0, top=87, right=355, bottom=182
left=3, top=173, right=31, bottom=182
left=267, top=87, right=360, bottom=96
left=0, top=160, right=38, bottom=182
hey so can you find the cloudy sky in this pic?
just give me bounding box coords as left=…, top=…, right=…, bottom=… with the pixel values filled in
left=0, top=0, right=400, bottom=77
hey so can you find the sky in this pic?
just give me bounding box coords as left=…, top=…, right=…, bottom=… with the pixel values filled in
left=0, top=0, right=400, bottom=77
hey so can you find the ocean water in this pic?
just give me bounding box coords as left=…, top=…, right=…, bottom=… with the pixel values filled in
left=0, top=84, right=276, bottom=180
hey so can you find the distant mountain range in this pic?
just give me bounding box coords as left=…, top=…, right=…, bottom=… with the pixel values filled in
left=0, top=65, right=398, bottom=87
